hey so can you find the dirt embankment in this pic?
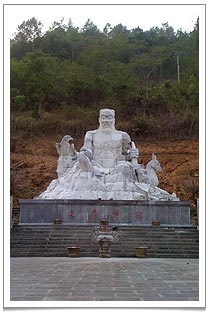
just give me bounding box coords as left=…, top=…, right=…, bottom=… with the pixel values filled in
left=10, top=134, right=199, bottom=207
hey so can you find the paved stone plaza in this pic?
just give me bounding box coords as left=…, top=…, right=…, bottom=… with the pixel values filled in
left=10, top=257, right=199, bottom=301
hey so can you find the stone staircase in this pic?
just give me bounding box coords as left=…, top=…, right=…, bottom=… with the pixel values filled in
left=10, top=224, right=199, bottom=258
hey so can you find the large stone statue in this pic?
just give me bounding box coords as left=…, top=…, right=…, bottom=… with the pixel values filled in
left=37, top=108, right=179, bottom=201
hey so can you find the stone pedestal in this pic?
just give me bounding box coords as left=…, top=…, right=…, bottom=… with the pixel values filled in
left=19, top=199, right=191, bottom=226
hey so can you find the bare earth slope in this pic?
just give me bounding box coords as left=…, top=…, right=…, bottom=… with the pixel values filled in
left=10, top=135, right=199, bottom=206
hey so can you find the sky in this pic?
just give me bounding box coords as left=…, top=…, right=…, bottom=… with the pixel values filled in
left=4, top=3, right=204, bottom=39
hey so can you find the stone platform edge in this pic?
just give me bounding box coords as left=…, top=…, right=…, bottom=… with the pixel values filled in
left=19, top=199, right=190, bottom=206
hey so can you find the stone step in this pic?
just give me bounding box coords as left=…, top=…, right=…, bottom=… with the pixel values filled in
left=11, top=238, right=199, bottom=244
left=10, top=225, right=199, bottom=258
left=14, top=230, right=197, bottom=235
left=11, top=238, right=198, bottom=244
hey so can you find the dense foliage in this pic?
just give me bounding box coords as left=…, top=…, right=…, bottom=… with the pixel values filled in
left=10, top=17, right=199, bottom=139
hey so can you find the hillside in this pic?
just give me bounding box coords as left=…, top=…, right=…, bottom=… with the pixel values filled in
left=10, top=133, right=199, bottom=210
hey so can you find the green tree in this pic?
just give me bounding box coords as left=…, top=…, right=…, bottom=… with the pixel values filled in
left=12, top=17, right=43, bottom=43
left=11, top=17, right=43, bottom=59
left=10, top=17, right=199, bottom=139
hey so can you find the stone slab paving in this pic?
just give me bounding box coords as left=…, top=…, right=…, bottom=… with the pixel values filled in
left=10, top=257, right=199, bottom=301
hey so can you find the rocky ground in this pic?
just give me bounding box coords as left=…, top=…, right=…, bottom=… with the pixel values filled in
left=10, top=133, right=199, bottom=212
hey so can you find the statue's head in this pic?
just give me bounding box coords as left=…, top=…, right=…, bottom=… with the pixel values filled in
left=99, top=108, right=115, bottom=129
left=61, top=135, right=73, bottom=144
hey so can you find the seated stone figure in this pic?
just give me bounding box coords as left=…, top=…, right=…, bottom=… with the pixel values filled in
left=37, top=108, right=179, bottom=201
left=77, top=108, right=139, bottom=178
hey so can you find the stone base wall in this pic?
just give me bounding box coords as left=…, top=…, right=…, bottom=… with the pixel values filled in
left=19, top=199, right=190, bottom=226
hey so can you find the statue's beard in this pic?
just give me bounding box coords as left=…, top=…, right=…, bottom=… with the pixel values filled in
left=102, top=122, right=113, bottom=128
left=100, top=120, right=115, bottom=128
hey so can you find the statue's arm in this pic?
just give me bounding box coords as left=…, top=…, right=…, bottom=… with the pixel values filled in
left=120, top=131, right=139, bottom=161
left=77, top=131, right=96, bottom=171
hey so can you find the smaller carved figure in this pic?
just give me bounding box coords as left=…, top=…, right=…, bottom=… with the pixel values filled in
left=137, top=153, right=162, bottom=187
left=55, top=135, right=74, bottom=156
left=55, top=135, right=77, bottom=178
